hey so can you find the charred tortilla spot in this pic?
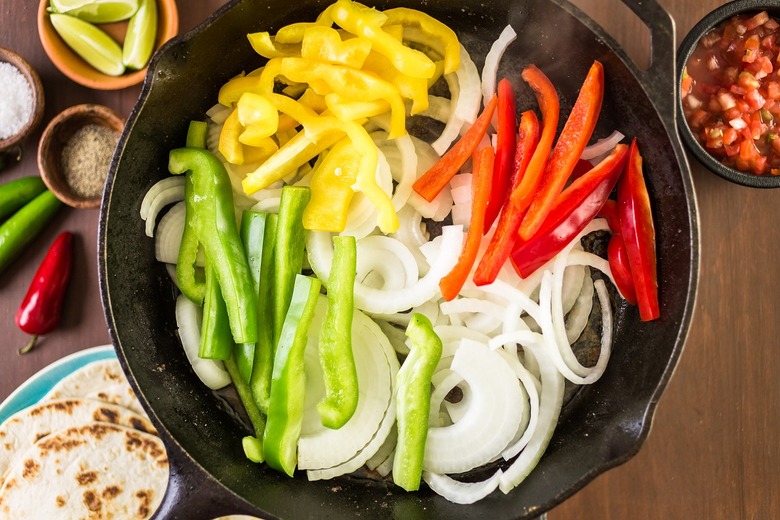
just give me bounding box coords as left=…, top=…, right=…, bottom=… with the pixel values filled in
left=124, top=432, right=165, bottom=459
left=157, top=457, right=168, bottom=468
left=56, top=496, right=66, bottom=508
left=4, top=479, right=15, bottom=489
left=22, top=459, right=40, bottom=480
left=102, top=485, right=122, bottom=500
left=135, top=490, right=152, bottom=519
left=95, top=408, right=119, bottom=423
left=83, top=490, right=102, bottom=512
left=38, top=437, right=86, bottom=453
left=34, top=433, right=47, bottom=442
left=130, top=417, right=154, bottom=434
left=76, top=470, right=98, bottom=486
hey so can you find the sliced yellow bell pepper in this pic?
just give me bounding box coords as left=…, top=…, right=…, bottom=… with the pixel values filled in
left=330, top=0, right=435, bottom=80
left=325, top=93, right=390, bottom=121
left=243, top=138, right=279, bottom=164
left=297, top=88, right=328, bottom=114
left=362, top=51, right=429, bottom=115
left=219, top=109, right=245, bottom=164
left=237, top=92, right=278, bottom=138
left=302, top=138, right=360, bottom=232
left=301, top=26, right=371, bottom=69
left=274, top=4, right=335, bottom=44
left=247, top=31, right=301, bottom=59
left=219, top=74, right=262, bottom=106
left=383, top=7, right=460, bottom=74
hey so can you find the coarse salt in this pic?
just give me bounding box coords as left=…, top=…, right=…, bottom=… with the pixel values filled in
left=0, top=62, right=33, bottom=141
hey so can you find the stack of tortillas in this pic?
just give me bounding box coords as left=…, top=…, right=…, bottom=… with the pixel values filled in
left=0, top=359, right=169, bottom=519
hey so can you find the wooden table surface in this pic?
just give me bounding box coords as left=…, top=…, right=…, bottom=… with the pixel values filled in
left=0, top=1, right=776, bottom=518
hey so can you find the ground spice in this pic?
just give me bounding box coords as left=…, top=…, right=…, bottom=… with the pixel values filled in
left=0, top=62, right=34, bottom=140
left=60, top=124, right=119, bottom=199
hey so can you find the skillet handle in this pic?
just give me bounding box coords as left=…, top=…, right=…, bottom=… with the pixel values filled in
left=620, top=0, right=677, bottom=126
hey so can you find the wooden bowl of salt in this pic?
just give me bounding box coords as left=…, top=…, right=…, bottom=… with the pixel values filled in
left=38, top=104, right=124, bottom=209
left=0, top=48, right=45, bottom=155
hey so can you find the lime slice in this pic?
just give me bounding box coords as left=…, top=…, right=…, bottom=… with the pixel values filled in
left=49, top=13, right=126, bottom=77
left=122, top=0, right=157, bottom=70
left=49, top=0, right=139, bottom=24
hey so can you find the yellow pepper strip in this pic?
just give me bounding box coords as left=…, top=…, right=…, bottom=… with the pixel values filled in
left=247, top=31, right=301, bottom=59
left=383, top=7, right=460, bottom=74
left=304, top=116, right=398, bottom=233
left=383, top=23, right=403, bottom=41
left=301, top=26, right=371, bottom=69
left=278, top=114, right=299, bottom=134
left=325, top=93, right=390, bottom=122
left=237, top=92, right=279, bottom=138
left=219, top=109, right=244, bottom=164
left=362, top=51, right=429, bottom=115
left=242, top=130, right=340, bottom=194
left=243, top=138, right=279, bottom=164
left=282, top=83, right=308, bottom=98
left=297, top=88, right=328, bottom=114
left=330, top=0, right=435, bottom=80
left=302, top=138, right=360, bottom=232
left=276, top=57, right=407, bottom=138
left=218, top=74, right=262, bottom=106
left=274, top=4, right=335, bottom=44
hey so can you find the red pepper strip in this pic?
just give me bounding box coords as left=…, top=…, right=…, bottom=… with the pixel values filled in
left=617, top=138, right=659, bottom=321
left=473, top=110, right=540, bottom=286
left=570, top=159, right=594, bottom=182
left=439, top=146, right=494, bottom=301
left=519, top=61, right=604, bottom=240
left=599, top=200, right=637, bottom=304
left=510, top=144, right=629, bottom=278
left=412, top=95, right=497, bottom=202
left=483, top=78, right=517, bottom=233
left=509, top=65, right=559, bottom=214
left=16, top=232, right=73, bottom=355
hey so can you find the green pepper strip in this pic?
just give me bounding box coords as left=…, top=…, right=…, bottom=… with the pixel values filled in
left=169, top=147, right=258, bottom=344
left=263, top=274, right=322, bottom=476
left=393, top=313, right=443, bottom=492
left=249, top=213, right=278, bottom=414
left=273, top=186, right=311, bottom=346
left=199, top=262, right=234, bottom=360
left=226, top=351, right=267, bottom=464
left=317, top=235, right=359, bottom=430
left=186, top=120, right=208, bottom=149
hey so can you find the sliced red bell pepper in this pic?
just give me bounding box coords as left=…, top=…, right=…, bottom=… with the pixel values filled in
left=439, top=146, right=494, bottom=301
left=617, top=138, right=659, bottom=321
left=483, top=78, right=517, bottom=233
left=473, top=110, right=540, bottom=286
left=519, top=61, right=604, bottom=240
left=509, top=65, right=559, bottom=214
left=598, top=198, right=621, bottom=234
left=599, top=199, right=637, bottom=304
left=412, top=95, right=497, bottom=202
left=510, top=143, right=629, bottom=278
left=570, top=159, right=595, bottom=182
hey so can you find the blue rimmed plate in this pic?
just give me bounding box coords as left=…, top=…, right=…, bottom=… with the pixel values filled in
left=0, top=345, right=116, bottom=423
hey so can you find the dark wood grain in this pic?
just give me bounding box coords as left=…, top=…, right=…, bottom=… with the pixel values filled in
left=1, top=1, right=777, bottom=519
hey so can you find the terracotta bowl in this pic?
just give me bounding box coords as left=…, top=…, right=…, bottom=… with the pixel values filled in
left=38, top=104, right=125, bottom=208
left=37, top=0, right=179, bottom=90
left=0, top=48, right=45, bottom=152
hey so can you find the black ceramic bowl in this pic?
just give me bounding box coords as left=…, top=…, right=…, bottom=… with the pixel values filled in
left=677, top=0, right=780, bottom=188
left=99, top=0, right=699, bottom=518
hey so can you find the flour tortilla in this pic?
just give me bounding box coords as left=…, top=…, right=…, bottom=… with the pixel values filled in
left=41, top=359, right=146, bottom=415
left=0, top=398, right=157, bottom=482
left=0, top=423, right=169, bottom=519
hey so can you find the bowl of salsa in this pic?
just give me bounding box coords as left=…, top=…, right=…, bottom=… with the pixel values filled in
left=678, top=1, right=780, bottom=188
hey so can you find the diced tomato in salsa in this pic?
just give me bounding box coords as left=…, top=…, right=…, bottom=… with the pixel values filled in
left=683, top=11, right=780, bottom=175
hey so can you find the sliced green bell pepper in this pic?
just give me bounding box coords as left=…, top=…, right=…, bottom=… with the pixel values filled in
left=393, top=313, right=442, bottom=492
left=263, top=274, right=322, bottom=476
left=199, top=262, right=233, bottom=361
left=317, top=235, right=359, bottom=429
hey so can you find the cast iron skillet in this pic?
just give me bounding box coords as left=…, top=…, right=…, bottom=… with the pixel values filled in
left=99, top=0, right=699, bottom=518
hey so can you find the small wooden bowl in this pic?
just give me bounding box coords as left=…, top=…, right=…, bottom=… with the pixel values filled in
left=0, top=48, right=45, bottom=152
left=37, top=0, right=179, bottom=90
left=38, top=104, right=125, bottom=209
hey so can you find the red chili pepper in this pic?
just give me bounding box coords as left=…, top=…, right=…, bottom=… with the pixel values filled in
left=473, top=110, right=540, bottom=286
left=483, top=78, right=517, bottom=233
left=412, top=95, right=497, bottom=202
left=439, top=146, right=494, bottom=301
left=519, top=61, right=604, bottom=240
left=16, top=232, right=73, bottom=354
left=510, top=65, right=559, bottom=214
left=617, top=138, right=659, bottom=321
left=599, top=199, right=637, bottom=305
left=510, top=144, right=629, bottom=278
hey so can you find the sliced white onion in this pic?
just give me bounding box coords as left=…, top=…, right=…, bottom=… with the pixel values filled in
left=366, top=425, right=397, bottom=471
left=356, top=235, right=419, bottom=290
left=174, top=295, right=231, bottom=390
left=450, top=204, right=472, bottom=229
left=423, top=469, right=503, bottom=505
left=580, top=130, right=625, bottom=160
left=419, top=95, right=451, bottom=123
left=729, top=117, right=747, bottom=130
left=154, top=201, right=186, bottom=265
left=392, top=206, right=430, bottom=276
left=423, top=339, right=523, bottom=474
left=140, top=176, right=186, bottom=221
left=453, top=44, right=482, bottom=125
left=565, top=270, right=594, bottom=344
left=481, top=24, right=517, bottom=107
left=431, top=72, right=464, bottom=155
left=450, top=183, right=472, bottom=205
left=206, top=103, right=232, bottom=124
left=375, top=320, right=410, bottom=355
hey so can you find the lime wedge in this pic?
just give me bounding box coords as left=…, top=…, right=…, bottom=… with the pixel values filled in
left=49, top=13, right=126, bottom=77
left=49, top=0, right=139, bottom=24
left=122, top=0, right=157, bottom=70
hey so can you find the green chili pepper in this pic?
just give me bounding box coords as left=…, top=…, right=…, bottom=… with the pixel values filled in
left=273, top=186, right=311, bottom=345
left=0, top=190, right=62, bottom=275
left=199, top=263, right=233, bottom=360
left=249, top=212, right=278, bottom=414
left=317, top=235, right=359, bottom=430
left=393, top=313, right=442, bottom=492
left=0, top=177, right=47, bottom=220
left=169, top=147, right=258, bottom=344
left=263, top=274, right=321, bottom=477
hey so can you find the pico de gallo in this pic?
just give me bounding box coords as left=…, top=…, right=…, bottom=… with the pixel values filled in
left=682, top=10, right=780, bottom=175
